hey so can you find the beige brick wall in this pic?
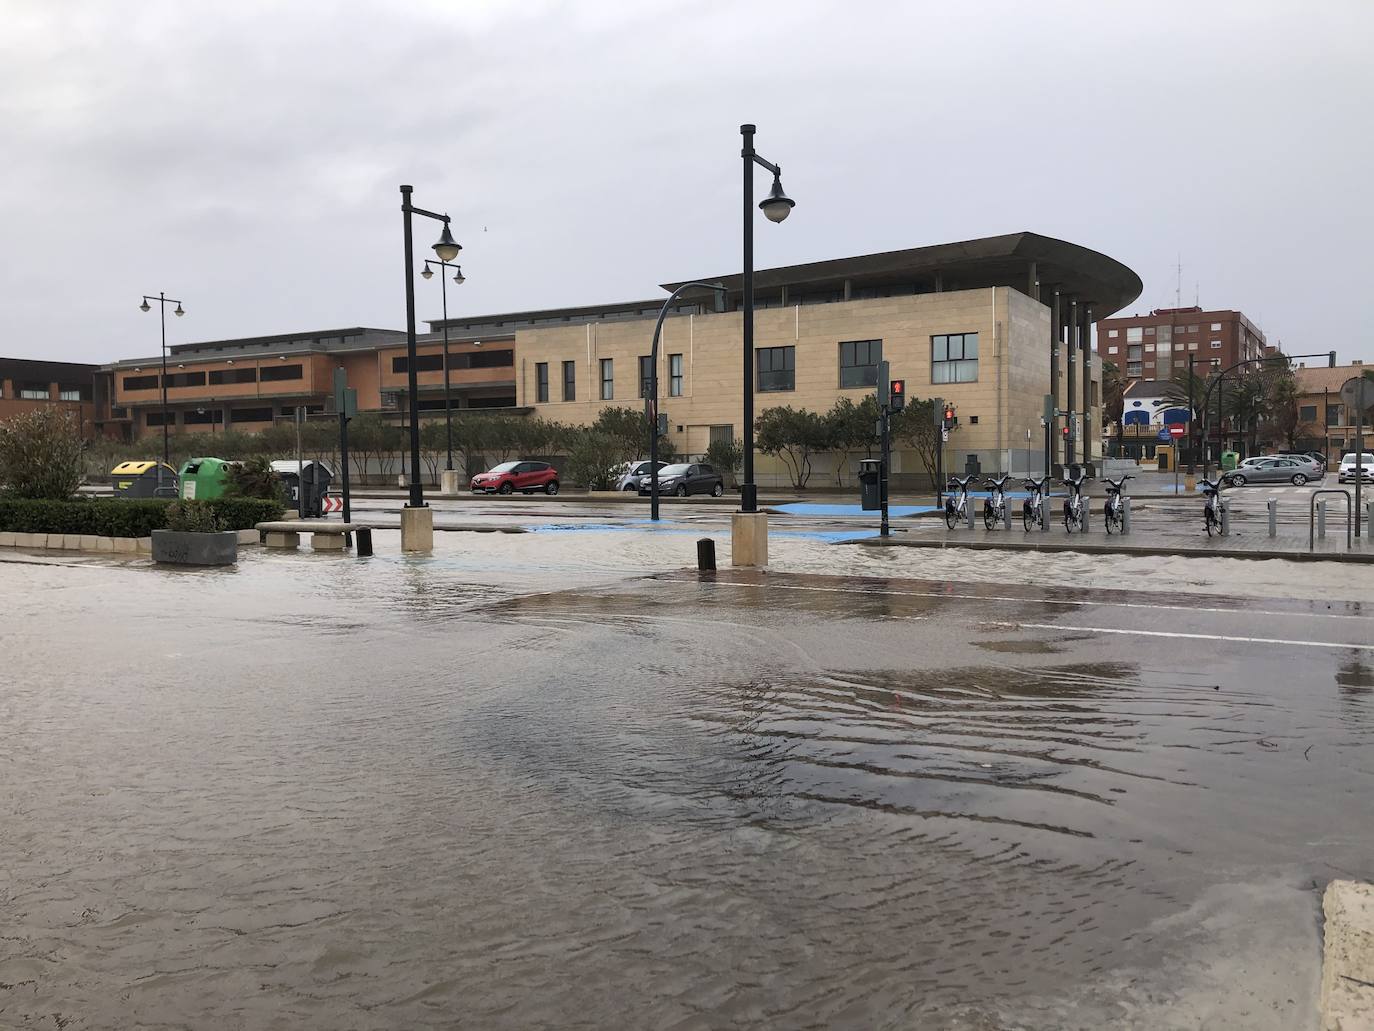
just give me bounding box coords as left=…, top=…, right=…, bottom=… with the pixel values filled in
left=512, top=287, right=1096, bottom=485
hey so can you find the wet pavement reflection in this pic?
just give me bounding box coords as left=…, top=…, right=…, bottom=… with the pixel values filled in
left=2, top=534, right=1373, bottom=1028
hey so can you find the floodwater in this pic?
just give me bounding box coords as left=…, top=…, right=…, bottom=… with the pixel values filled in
left=2, top=531, right=1373, bottom=1029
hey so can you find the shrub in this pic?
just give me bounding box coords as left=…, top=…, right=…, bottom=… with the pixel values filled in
left=225, top=456, right=286, bottom=503
left=565, top=431, right=632, bottom=490
left=206, top=496, right=284, bottom=530
left=704, top=437, right=744, bottom=488
left=166, top=500, right=223, bottom=533
left=0, top=497, right=281, bottom=537
left=0, top=409, right=86, bottom=499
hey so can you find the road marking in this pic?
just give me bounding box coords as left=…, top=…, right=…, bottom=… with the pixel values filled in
left=663, top=576, right=1373, bottom=623
left=995, top=621, right=1374, bottom=653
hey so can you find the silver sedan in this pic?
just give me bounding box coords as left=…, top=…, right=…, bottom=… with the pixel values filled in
left=1224, top=457, right=1321, bottom=486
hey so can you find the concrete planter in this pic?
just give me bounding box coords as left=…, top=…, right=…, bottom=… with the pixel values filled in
left=151, top=529, right=238, bottom=566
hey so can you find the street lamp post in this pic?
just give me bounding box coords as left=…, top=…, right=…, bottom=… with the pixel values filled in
left=139, top=292, right=185, bottom=492
left=399, top=186, right=461, bottom=541
left=421, top=258, right=466, bottom=482
left=739, top=123, right=795, bottom=515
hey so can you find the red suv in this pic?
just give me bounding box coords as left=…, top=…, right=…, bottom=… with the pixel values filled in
left=470, top=460, right=559, bottom=495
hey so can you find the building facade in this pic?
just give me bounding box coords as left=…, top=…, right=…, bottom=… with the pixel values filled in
left=1294, top=361, right=1372, bottom=464
left=1096, top=306, right=1268, bottom=384
left=0, top=357, right=102, bottom=438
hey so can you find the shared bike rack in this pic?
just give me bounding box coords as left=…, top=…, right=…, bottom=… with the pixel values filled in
left=1309, top=489, right=1352, bottom=551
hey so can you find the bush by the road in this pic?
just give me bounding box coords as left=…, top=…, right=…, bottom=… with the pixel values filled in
left=0, top=497, right=283, bottom=537
left=0, top=409, right=86, bottom=500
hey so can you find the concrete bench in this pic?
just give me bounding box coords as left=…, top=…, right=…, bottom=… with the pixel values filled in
left=255, top=520, right=367, bottom=552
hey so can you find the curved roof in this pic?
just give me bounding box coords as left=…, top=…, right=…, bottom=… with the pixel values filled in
left=663, top=231, right=1142, bottom=318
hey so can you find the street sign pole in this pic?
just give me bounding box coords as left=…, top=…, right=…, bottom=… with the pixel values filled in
left=877, top=360, right=891, bottom=538
left=334, top=368, right=358, bottom=528
left=1341, top=376, right=1371, bottom=539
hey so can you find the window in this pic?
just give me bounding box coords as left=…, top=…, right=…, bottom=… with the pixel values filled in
left=1107, top=346, right=1118, bottom=355
left=164, top=371, right=207, bottom=388
left=1144, top=327, right=1155, bottom=336
left=639, top=355, right=654, bottom=399
left=600, top=358, right=614, bottom=400
left=969, top=415, right=979, bottom=425
left=123, top=374, right=159, bottom=391
left=1156, top=326, right=1171, bottom=343
left=233, top=407, right=273, bottom=423
left=1127, top=345, right=1143, bottom=362
left=1156, top=342, right=1171, bottom=354
left=1209, top=340, right=1222, bottom=349
left=1188, top=342, right=1198, bottom=351
left=562, top=360, right=576, bottom=401
left=260, top=363, right=303, bottom=382
left=535, top=362, right=549, bottom=403
left=757, top=346, right=795, bottom=392
left=1144, top=344, right=1154, bottom=353
left=458, top=349, right=514, bottom=369
left=1126, top=362, right=1143, bottom=377
left=144, top=411, right=172, bottom=426
left=1211, top=322, right=1222, bottom=331
left=209, top=368, right=257, bottom=385
left=183, top=409, right=223, bottom=425
left=1127, top=327, right=1143, bottom=343
left=19, top=385, right=48, bottom=400
left=1188, top=325, right=1199, bottom=332
left=932, top=333, right=978, bottom=383
left=1300, top=405, right=1318, bottom=422
left=838, top=339, right=882, bottom=388
left=709, top=424, right=733, bottom=446
left=1209, top=358, right=1221, bottom=369
left=1108, top=329, right=1119, bottom=338
left=669, top=354, right=683, bottom=397
left=392, top=354, right=443, bottom=374
left=1328, top=404, right=1345, bottom=426
left=58, top=389, right=81, bottom=401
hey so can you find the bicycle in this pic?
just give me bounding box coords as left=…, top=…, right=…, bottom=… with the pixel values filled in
left=1200, top=476, right=1223, bottom=536
left=982, top=473, right=1012, bottom=530
left=1061, top=470, right=1087, bottom=533
left=1021, top=477, right=1048, bottom=531
left=1102, top=475, right=1132, bottom=535
left=944, top=475, right=975, bottom=529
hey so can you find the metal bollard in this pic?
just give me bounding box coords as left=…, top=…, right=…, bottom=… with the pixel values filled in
left=355, top=526, right=373, bottom=556
left=1122, top=497, right=1132, bottom=535
left=1317, top=499, right=1327, bottom=539
left=1220, top=498, right=1231, bottom=536
left=1267, top=498, right=1278, bottom=538
left=1002, top=501, right=1011, bottom=530
left=1081, top=496, right=1090, bottom=532
left=697, top=538, right=716, bottom=570
left=966, top=503, right=974, bottom=531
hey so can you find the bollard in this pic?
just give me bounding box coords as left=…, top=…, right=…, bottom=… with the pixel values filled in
left=1267, top=498, right=1278, bottom=538
left=697, top=538, right=717, bottom=571
left=966, top=503, right=974, bottom=531
left=1317, top=499, right=1327, bottom=539
left=1081, top=496, right=1090, bottom=532
left=1220, top=498, right=1231, bottom=536
left=355, top=526, right=373, bottom=556
left=1122, top=496, right=1132, bottom=535
left=1002, top=501, right=1011, bottom=530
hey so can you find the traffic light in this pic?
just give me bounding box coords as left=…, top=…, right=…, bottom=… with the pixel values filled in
left=943, top=406, right=957, bottom=430
left=890, top=379, right=905, bottom=412
left=1062, top=424, right=1071, bottom=439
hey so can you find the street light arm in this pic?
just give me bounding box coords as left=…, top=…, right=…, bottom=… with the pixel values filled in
left=142, top=295, right=184, bottom=306
left=404, top=201, right=450, bottom=224
left=749, top=153, right=781, bottom=176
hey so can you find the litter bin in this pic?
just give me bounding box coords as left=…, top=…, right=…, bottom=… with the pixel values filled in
left=964, top=454, right=982, bottom=478
left=1221, top=450, right=1239, bottom=472
left=111, top=460, right=179, bottom=498
left=178, top=457, right=235, bottom=500
left=858, top=458, right=883, bottom=512
left=271, top=460, right=334, bottom=517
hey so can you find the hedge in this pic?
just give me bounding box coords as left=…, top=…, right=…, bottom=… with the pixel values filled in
left=0, top=497, right=284, bottom=537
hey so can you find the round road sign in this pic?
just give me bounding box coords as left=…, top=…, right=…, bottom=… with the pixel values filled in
left=1341, top=376, right=1374, bottom=415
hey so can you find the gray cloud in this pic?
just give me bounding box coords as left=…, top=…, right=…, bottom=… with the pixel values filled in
left=2, top=0, right=1371, bottom=364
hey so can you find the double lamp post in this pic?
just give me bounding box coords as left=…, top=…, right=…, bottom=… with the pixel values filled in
left=421, top=256, right=466, bottom=480
left=138, top=291, right=185, bottom=492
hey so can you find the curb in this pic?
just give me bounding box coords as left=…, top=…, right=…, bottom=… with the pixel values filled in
left=1322, top=880, right=1374, bottom=1029
left=844, top=534, right=1374, bottom=564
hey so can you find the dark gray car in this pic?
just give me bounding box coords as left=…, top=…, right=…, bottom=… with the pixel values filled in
left=638, top=462, right=725, bottom=497
left=1225, top=457, right=1320, bottom=486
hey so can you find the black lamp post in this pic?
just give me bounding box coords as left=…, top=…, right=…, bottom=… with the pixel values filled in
left=399, top=185, right=461, bottom=509
left=421, top=258, right=466, bottom=473
left=739, top=124, right=795, bottom=513
left=139, top=291, right=185, bottom=491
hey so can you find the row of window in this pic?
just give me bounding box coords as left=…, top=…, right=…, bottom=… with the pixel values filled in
left=1108, top=341, right=1222, bottom=356
left=0, top=384, right=87, bottom=401
left=1300, top=404, right=1350, bottom=426
left=531, top=335, right=978, bottom=401
left=123, top=365, right=303, bottom=391
left=143, top=404, right=325, bottom=427
left=1108, top=322, right=1223, bottom=339
left=391, top=349, right=514, bottom=373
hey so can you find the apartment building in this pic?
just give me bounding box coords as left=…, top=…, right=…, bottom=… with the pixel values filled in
left=1294, top=361, right=1373, bottom=464
left=1096, top=306, right=1268, bottom=383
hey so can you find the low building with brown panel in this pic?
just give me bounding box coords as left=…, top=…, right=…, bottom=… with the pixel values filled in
left=1294, top=360, right=1373, bottom=464
left=0, top=357, right=104, bottom=438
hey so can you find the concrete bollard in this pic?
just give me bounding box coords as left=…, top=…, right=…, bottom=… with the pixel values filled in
left=1122, top=497, right=1132, bottom=535
left=1317, top=499, right=1327, bottom=539
left=1002, top=501, right=1011, bottom=530
left=1267, top=498, right=1278, bottom=537
left=355, top=526, right=373, bottom=556
left=1220, top=498, right=1231, bottom=536
left=1081, top=496, right=1090, bottom=532
left=697, top=538, right=717, bottom=571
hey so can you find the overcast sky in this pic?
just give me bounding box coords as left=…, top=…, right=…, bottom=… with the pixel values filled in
left=3, top=0, right=1372, bottom=365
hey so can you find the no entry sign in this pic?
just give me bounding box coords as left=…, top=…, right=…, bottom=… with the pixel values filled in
left=1168, top=425, right=1186, bottom=438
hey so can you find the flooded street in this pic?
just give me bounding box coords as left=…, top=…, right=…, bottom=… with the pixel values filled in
left=3, top=529, right=1373, bottom=1028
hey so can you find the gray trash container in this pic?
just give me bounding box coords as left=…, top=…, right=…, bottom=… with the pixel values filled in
left=858, top=459, right=883, bottom=512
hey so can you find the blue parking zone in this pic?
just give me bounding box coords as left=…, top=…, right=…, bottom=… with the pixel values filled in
left=771, top=502, right=939, bottom=517
left=526, top=521, right=872, bottom=543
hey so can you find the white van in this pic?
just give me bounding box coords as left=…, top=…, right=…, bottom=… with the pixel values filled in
left=1337, top=452, right=1374, bottom=483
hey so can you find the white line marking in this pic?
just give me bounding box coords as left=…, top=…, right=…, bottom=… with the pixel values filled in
left=663, top=576, right=1373, bottom=623
left=997, top=621, right=1374, bottom=653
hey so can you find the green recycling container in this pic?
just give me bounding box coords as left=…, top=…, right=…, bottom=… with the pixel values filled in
left=1220, top=450, right=1239, bottom=472
left=178, top=457, right=235, bottom=500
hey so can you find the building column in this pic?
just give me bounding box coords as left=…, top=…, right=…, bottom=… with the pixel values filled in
left=1081, top=304, right=1093, bottom=465
left=1050, top=290, right=1061, bottom=469
left=1028, top=262, right=1038, bottom=301
left=1066, top=297, right=1078, bottom=466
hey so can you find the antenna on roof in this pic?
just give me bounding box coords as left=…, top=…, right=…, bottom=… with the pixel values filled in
left=1175, top=253, right=1182, bottom=309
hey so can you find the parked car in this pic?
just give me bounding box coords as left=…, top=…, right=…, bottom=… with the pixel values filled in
left=1224, top=456, right=1322, bottom=486
left=616, top=460, right=669, bottom=492
left=638, top=462, right=725, bottom=497
left=1338, top=453, right=1374, bottom=484
left=1278, top=450, right=1327, bottom=469
left=471, top=460, right=559, bottom=495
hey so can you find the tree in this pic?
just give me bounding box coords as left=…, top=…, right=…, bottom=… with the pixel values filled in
left=1223, top=374, right=1268, bottom=456
left=755, top=406, right=830, bottom=488
left=1259, top=363, right=1300, bottom=451
left=890, top=398, right=940, bottom=486
left=0, top=408, right=86, bottom=499
left=705, top=437, right=744, bottom=488
left=225, top=456, right=287, bottom=504
left=1102, top=360, right=1127, bottom=456
left=589, top=405, right=674, bottom=461
left=823, top=396, right=880, bottom=486
left=564, top=430, right=633, bottom=489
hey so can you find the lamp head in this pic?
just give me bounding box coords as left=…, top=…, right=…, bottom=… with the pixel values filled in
left=433, top=222, right=461, bottom=262
left=421, top=264, right=434, bottom=280
left=140, top=299, right=151, bottom=312
left=759, top=173, right=795, bottom=223
left=453, top=266, right=465, bottom=285
left=173, top=304, right=185, bottom=317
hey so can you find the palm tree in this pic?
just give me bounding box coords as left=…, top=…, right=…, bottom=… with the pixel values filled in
left=1223, top=374, right=1269, bottom=456
left=1102, top=361, right=1126, bottom=456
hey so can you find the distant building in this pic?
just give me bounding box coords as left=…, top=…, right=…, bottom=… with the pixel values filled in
left=1096, top=306, right=1269, bottom=384
left=1104, top=379, right=1192, bottom=460
left=1294, top=360, right=1372, bottom=464
left=0, top=357, right=104, bottom=439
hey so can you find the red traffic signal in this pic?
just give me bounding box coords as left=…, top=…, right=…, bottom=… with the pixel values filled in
left=1062, top=425, right=1071, bottom=438
left=890, top=379, right=905, bottom=411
